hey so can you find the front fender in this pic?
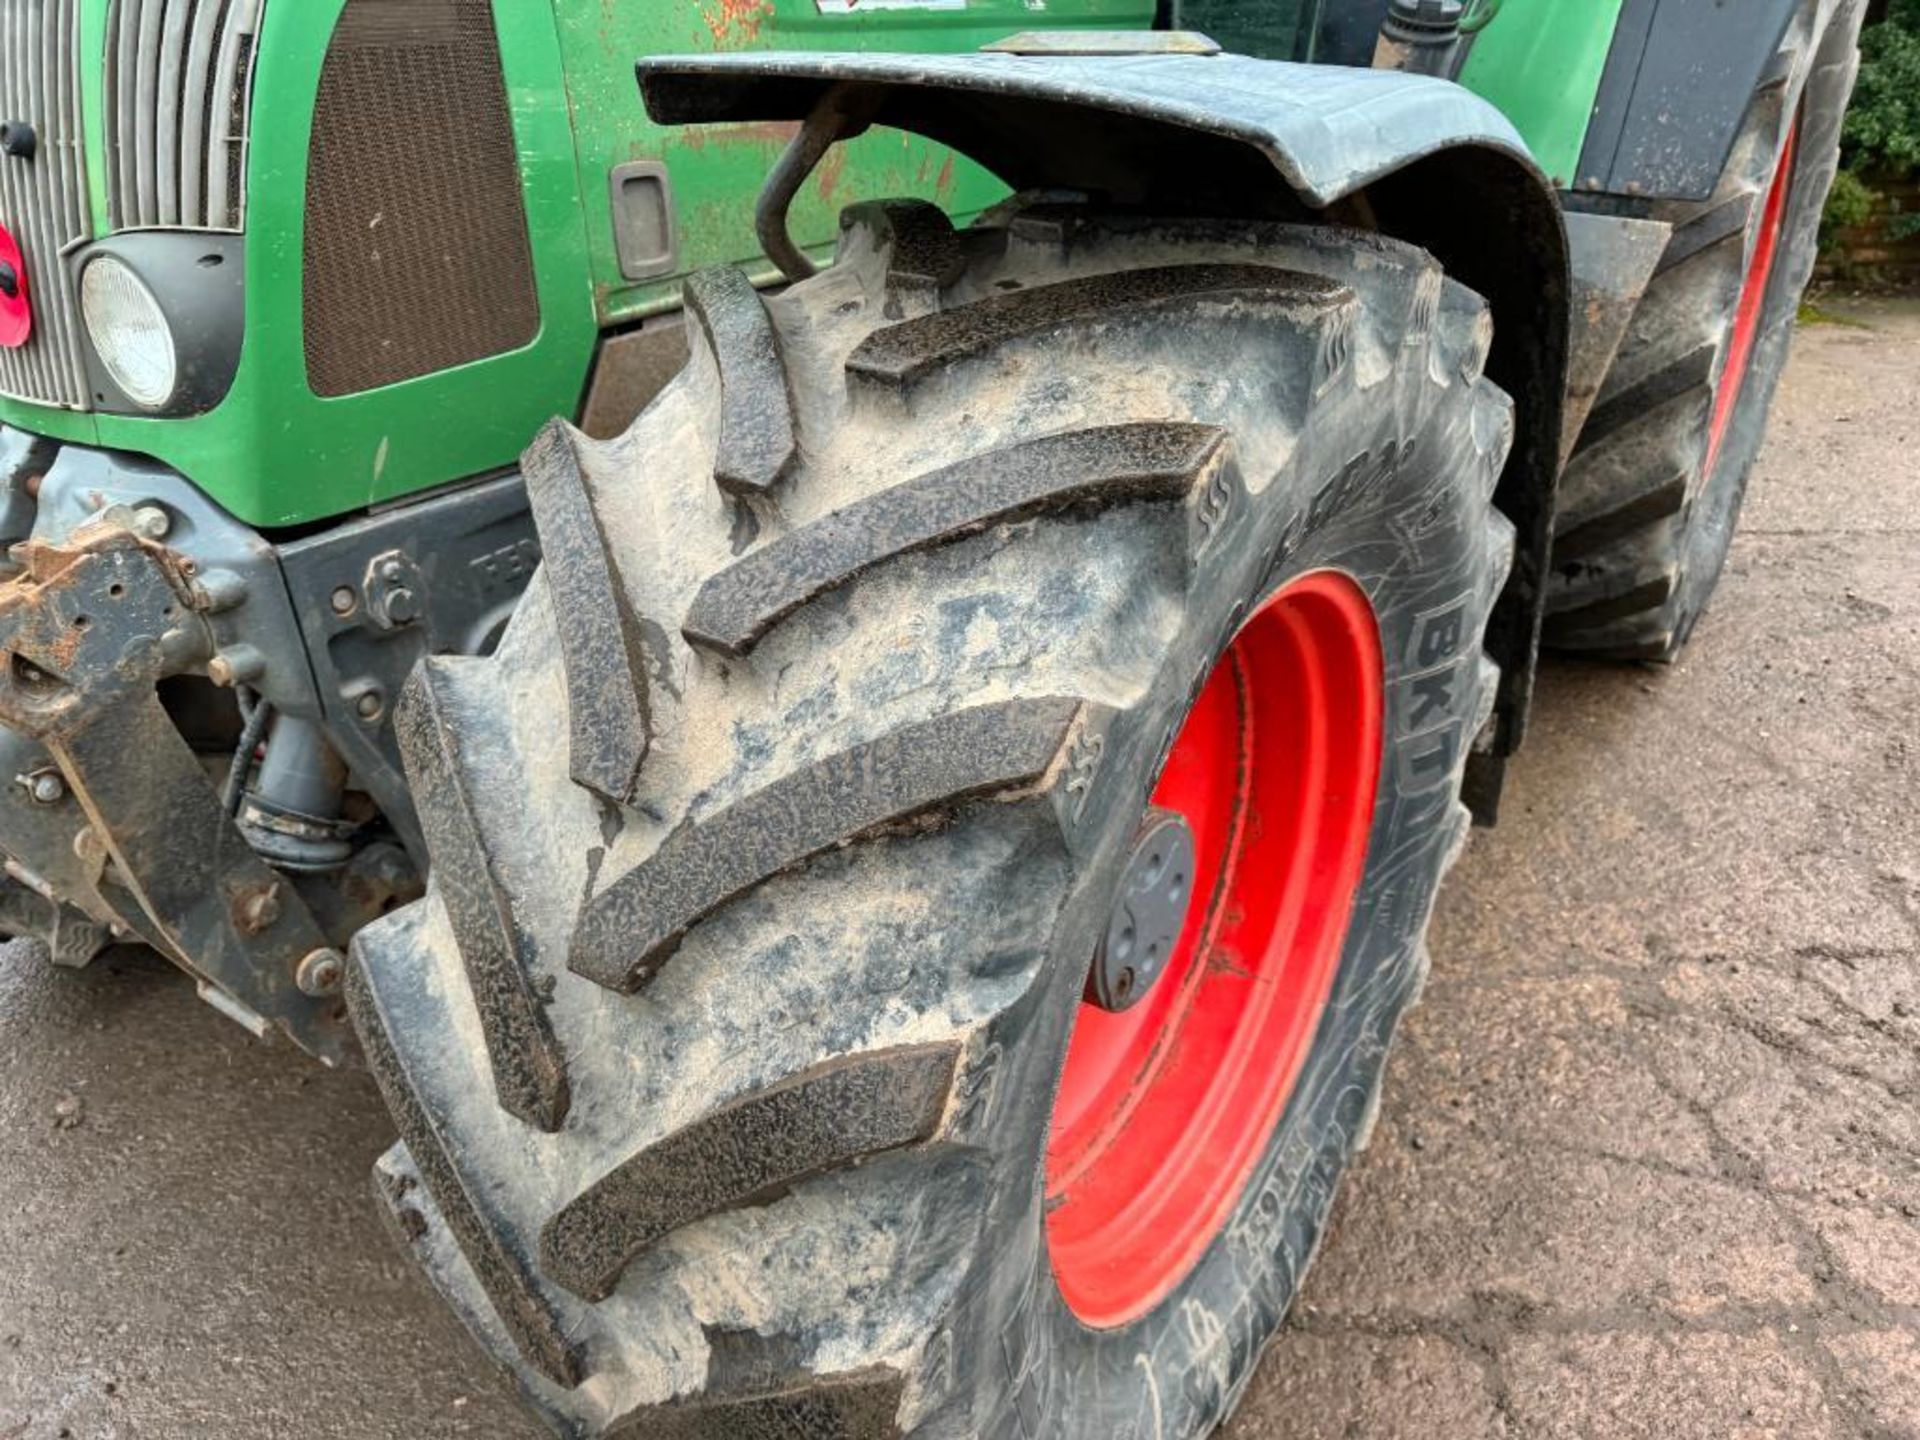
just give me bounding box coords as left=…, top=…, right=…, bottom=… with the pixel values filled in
left=639, top=50, right=1568, bottom=815
left=640, top=49, right=1530, bottom=212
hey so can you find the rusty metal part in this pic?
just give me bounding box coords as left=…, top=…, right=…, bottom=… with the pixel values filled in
left=232, top=880, right=284, bottom=937
left=0, top=515, right=350, bottom=1063
left=0, top=432, right=536, bottom=1060
left=295, top=947, right=346, bottom=997
left=47, top=697, right=349, bottom=1061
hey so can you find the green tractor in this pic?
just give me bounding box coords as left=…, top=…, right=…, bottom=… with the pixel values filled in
left=0, top=0, right=1859, bottom=1434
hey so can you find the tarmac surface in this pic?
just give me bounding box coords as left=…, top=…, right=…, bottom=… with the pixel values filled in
left=0, top=300, right=1915, bottom=1439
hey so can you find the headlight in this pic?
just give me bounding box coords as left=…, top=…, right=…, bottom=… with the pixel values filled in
left=79, top=255, right=178, bottom=409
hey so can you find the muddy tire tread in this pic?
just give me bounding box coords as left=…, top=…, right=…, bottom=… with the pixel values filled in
left=393, top=657, right=572, bottom=1133
left=351, top=211, right=1517, bottom=1440
left=1548, top=2, right=1862, bottom=658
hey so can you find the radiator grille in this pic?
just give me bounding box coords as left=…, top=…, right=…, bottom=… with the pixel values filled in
left=302, top=0, right=538, bottom=398
left=105, top=0, right=266, bottom=230
left=0, top=0, right=91, bottom=408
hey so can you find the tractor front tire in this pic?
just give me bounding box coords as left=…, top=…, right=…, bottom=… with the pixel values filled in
left=1546, top=0, right=1864, bottom=659
left=349, top=205, right=1514, bottom=1438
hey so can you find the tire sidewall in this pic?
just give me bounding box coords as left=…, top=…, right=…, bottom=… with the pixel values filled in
left=1683, top=0, right=1862, bottom=630
left=933, top=314, right=1507, bottom=1440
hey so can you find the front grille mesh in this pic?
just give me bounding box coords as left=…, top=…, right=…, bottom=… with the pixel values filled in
left=0, top=0, right=91, bottom=408
left=302, top=0, right=539, bottom=398
left=105, top=0, right=266, bottom=230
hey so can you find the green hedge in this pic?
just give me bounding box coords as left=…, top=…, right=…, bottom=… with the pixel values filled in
left=1826, top=0, right=1920, bottom=247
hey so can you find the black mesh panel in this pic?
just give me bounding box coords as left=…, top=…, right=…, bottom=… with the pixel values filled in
left=302, top=0, right=539, bottom=398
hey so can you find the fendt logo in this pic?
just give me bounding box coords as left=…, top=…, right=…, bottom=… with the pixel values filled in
left=0, top=221, right=30, bottom=350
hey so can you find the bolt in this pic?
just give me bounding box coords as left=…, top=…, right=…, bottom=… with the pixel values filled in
left=207, top=644, right=265, bottom=688
left=295, top=948, right=346, bottom=997
left=24, top=769, right=63, bottom=805
left=378, top=558, right=405, bottom=584
left=129, top=505, right=170, bottom=540
left=196, top=568, right=248, bottom=613
left=236, top=883, right=282, bottom=936
left=71, top=828, right=104, bottom=865
left=329, top=585, right=357, bottom=616
left=383, top=586, right=419, bottom=626
left=354, top=689, right=384, bottom=721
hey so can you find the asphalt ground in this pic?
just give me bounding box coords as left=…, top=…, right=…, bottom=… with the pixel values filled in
left=1, top=299, right=1915, bottom=1439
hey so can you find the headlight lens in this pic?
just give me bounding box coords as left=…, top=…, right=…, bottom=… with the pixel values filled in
left=80, top=256, right=177, bottom=409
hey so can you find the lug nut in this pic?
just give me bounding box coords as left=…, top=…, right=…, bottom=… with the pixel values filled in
left=295, top=948, right=346, bottom=997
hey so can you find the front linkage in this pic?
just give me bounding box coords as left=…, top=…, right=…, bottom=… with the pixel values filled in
left=0, top=431, right=542, bottom=1062
left=0, top=504, right=358, bottom=1059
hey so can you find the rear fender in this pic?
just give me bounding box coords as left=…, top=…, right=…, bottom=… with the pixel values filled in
left=640, top=51, right=1570, bottom=815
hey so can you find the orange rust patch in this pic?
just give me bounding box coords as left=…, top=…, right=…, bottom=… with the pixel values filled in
left=38, top=618, right=85, bottom=675
left=700, top=0, right=775, bottom=47
left=816, top=145, right=850, bottom=205
left=681, top=120, right=803, bottom=153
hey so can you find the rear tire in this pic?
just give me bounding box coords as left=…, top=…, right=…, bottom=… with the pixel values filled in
left=350, top=206, right=1515, bottom=1438
left=1546, top=0, right=1864, bottom=659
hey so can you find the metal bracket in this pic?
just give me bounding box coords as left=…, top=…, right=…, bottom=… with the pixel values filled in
left=756, top=85, right=885, bottom=283
left=0, top=518, right=349, bottom=1063
left=277, top=471, right=539, bottom=858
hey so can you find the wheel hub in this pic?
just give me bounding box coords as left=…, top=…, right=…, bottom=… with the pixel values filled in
left=0, top=224, right=31, bottom=350
left=1088, top=809, right=1196, bottom=1013
left=1044, top=571, right=1385, bottom=1329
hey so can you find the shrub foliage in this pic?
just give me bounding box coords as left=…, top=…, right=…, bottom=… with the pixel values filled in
left=1828, top=0, right=1920, bottom=247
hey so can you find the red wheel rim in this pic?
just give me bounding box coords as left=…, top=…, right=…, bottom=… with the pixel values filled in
left=1707, top=118, right=1798, bottom=473
left=1044, top=570, right=1385, bottom=1328
left=0, top=224, right=30, bottom=350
